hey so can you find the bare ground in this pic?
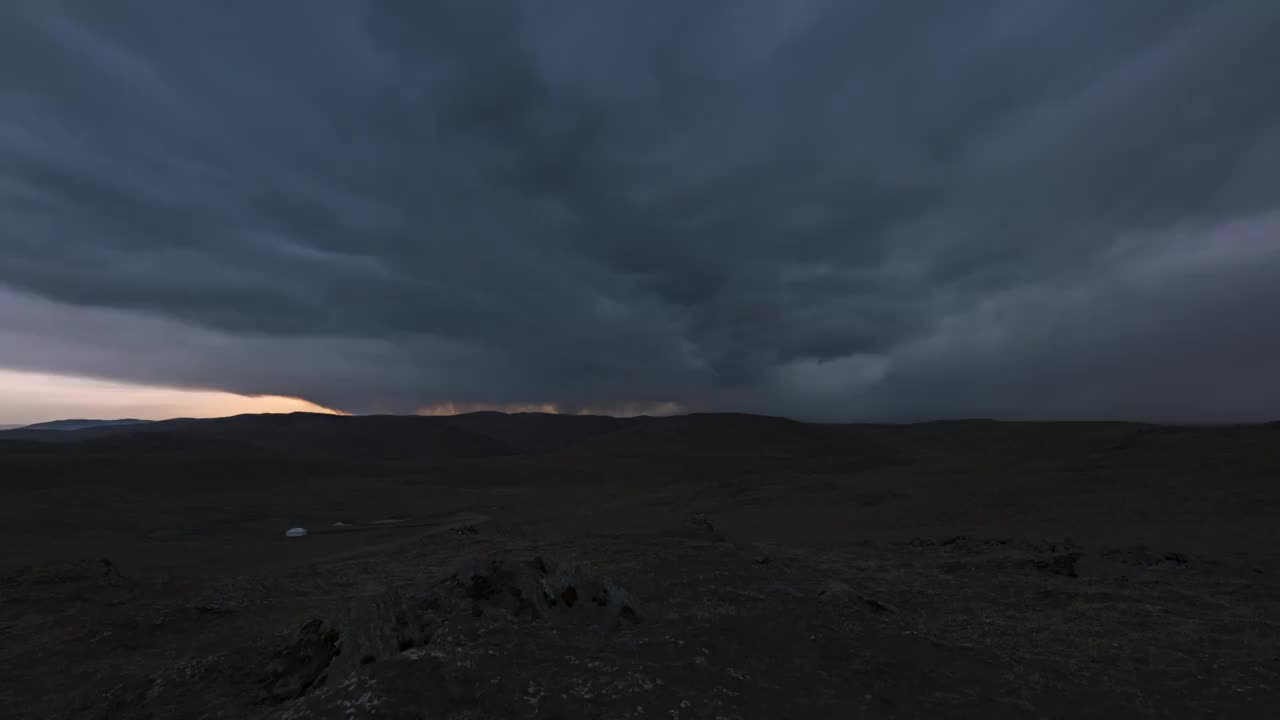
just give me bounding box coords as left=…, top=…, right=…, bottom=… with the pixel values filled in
left=1, top=414, right=1277, bottom=718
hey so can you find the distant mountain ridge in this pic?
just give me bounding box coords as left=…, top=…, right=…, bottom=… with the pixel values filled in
left=4, top=411, right=1267, bottom=469
left=0, top=411, right=902, bottom=467
left=16, top=419, right=152, bottom=432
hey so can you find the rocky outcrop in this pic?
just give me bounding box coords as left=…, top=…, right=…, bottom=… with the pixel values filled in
left=264, top=555, right=646, bottom=718
left=444, top=555, right=643, bottom=629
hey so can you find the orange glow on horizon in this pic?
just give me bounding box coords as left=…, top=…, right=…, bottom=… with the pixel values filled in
left=0, top=368, right=341, bottom=425
left=0, top=368, right=685, bottom=426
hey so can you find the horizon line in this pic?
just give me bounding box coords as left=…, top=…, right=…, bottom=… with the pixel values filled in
left=3, top=409, right=1275, bottom=430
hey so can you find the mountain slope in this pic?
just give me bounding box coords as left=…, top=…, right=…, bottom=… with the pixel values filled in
left=18, top=419, right=151, bottom=432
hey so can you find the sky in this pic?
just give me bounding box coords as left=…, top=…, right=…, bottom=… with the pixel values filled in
left=2, top=1, right=1279, bottom=425
left=0, top=369, right=335, bottom=427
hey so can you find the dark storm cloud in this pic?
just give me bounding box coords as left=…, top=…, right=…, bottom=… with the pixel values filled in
left=2, top=0, right=1280, bottom=419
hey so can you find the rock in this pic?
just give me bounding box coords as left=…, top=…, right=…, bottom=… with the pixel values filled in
left=262, top=554, right=649, bottom=718
left=1, top=558, right=136, bottom=605
left=1034, top=553, right=1084, bottom=578
left=279, top=657, right=467, bottom=720
left=767, top=583, right=805, bottom=598
left=1068, top=546, right=1191, bottom=579
left=817, top=580, right=898, bottom=614
left=143, top=653, right=228, bottom=704
left=261, top=619, right=341, bottom=703
left=264, top=554, right=644, bottom=712
left=905, top=535, right=1085, bottom=557
left=1098, top=545, right=1189, bottom=569
left=262, top=587, right=437, bottom=706
left=325, top=589, right=434, bottom=681
left=190, top=588, right=249, bottom=615
left=443, top=555, right=644, bottom=629
left=676, top=513, right=727, bottom=542
left=280, top=670, right=397, bottom=720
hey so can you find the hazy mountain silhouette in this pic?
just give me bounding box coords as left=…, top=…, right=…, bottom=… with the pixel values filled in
left=17, top=419, right=152, bottom=432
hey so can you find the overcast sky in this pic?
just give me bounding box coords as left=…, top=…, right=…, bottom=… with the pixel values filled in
left=2, top=1, right=1279, bottom=424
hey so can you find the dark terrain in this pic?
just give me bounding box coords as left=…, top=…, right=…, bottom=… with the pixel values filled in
left=1, top=412, right=1278, bottom=718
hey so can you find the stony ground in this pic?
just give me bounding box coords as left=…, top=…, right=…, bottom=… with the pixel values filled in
left=2, top=416, right=1279, bottom=718
left=3, top=514, right=1277, bottom=719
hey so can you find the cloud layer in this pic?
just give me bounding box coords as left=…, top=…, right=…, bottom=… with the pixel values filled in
left=0, top=367, right=335, bottom=426
left=2, top=1, right=1279, bottom=421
